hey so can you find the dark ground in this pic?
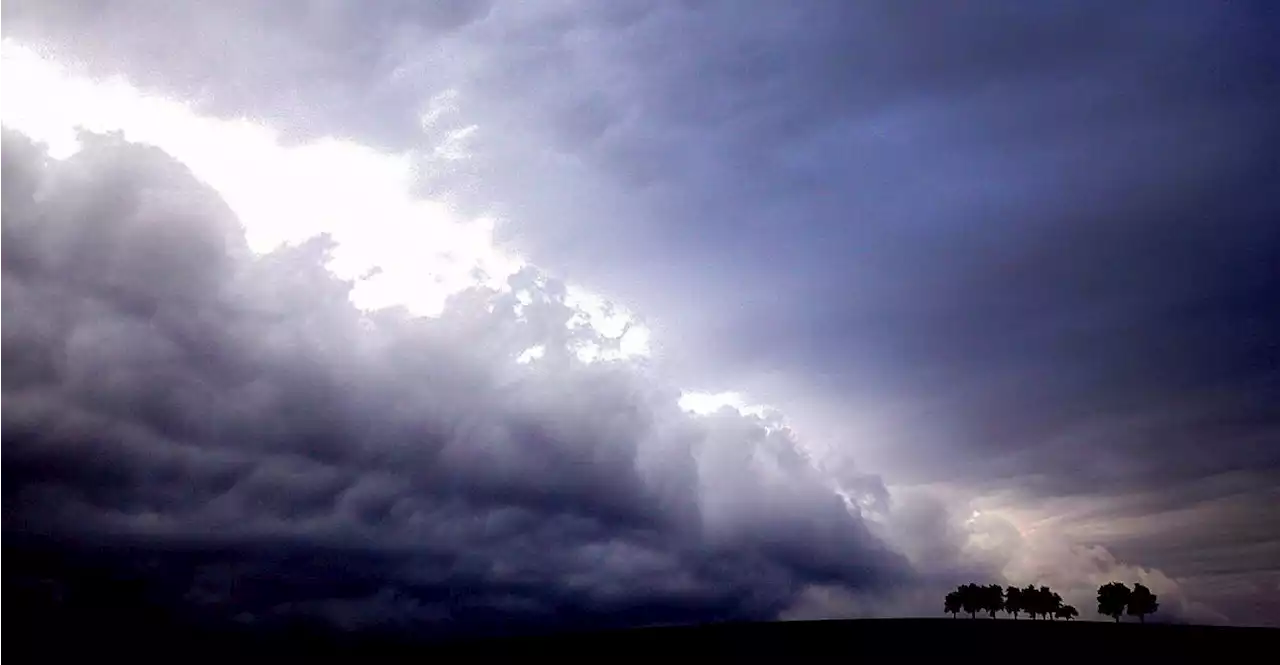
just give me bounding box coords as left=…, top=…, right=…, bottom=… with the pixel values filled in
left=6, top=539, right=1278, bottom=662
left=9, top=610, right=1278, bottom=662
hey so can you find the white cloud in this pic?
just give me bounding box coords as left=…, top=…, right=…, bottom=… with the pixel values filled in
left=2, top=39, right=653, bottom=360
left=678, top=390, right=769, bottom=418
left=2, top=41, right=514, bottom=318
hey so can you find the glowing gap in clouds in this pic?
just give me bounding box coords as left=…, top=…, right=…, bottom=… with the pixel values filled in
left=678, top=391, right=772, bottom=418
left=1, top=40, right=649, bottom=360
left=4, top=43, right=893, bottom=566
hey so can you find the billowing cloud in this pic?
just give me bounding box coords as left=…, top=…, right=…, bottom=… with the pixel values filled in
left=2, top=127, right=915, bottom=633
left=4, top=120, right=1212, bottom=636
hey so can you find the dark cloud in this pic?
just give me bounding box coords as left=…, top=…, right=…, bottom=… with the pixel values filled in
left=2, top=129, right=917, bottom=634
left=5, top=0, right=1278, bottom=626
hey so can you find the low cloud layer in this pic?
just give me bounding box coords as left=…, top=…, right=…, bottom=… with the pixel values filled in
left=3, top=129, right=915, bottom=632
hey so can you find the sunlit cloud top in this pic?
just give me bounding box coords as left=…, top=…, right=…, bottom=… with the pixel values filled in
left=1, top=40, right=649, bottom=361
left=678, top=390, right=771, bottom=418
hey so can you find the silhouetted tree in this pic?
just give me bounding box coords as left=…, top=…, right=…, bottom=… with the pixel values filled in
left=1045, top=589, right=1064, bottom=620
left=944, top=590, right=962, bottom=618
left=1004, top=585, right=1023, bottom=619
left=1127, top=583, right=1159, bottom=623
left=1003, top=588, right=1024, bottom=618
left=1016, top=585, right=1062, bottom=620
left=1097, top=582, right=1131, bottom=622
left=983, top=584, right=1005, bottom=618
left=945, top=582, right=1074, bottom=622
left=960, top=583, right=982, bottom=619
left=1022, top=584, right=1042, bottom=619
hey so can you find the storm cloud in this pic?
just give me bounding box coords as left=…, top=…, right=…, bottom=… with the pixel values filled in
left=4, top=0, right=1279, bottom=628
left=2, top=129, right=921, bottom=633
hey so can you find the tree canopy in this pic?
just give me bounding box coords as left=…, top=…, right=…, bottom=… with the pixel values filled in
left=1018, top=584, right=1064, bottom=620
left=983, top=584, right=1005, bottom=618
left=959, top=583, right=983, bottom=619
left=1096, top=582, right=1132, bottom=623
left=1127, top=583, right=1160, bottom=623
left=1004, top=585, right=1024, bottom=619
left=944, top=583, right=1058, bottom=620
left=944, top=590, right=962, bottom=618
left=940, top=580, right=1155, bottom=624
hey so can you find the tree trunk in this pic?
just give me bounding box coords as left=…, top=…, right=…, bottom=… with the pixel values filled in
left=1114, top=615, right=1120, bottom=623
left=1139, top=615, right=1145, bottom=624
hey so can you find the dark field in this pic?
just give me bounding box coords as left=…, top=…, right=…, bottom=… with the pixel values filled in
left=9, top=613, right=1277, bottom=662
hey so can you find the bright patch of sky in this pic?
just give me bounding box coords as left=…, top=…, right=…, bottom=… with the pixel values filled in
left=1, top=40, right=649, bottom=361
left=677, top=390, right=773, bottom=418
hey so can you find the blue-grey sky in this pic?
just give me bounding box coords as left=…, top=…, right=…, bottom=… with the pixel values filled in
left=3, top=0, right=1278, bottom=630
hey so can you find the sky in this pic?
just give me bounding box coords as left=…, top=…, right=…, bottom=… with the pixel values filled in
left=3, top=0, right=1278, bottom=632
